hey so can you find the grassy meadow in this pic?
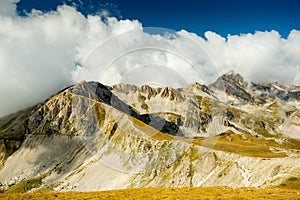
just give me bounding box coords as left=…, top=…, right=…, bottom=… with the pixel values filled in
left=1, top=186, right=300, bottom=200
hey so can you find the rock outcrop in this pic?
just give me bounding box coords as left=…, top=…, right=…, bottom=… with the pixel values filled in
left=0, top=72, right=299, bottom=193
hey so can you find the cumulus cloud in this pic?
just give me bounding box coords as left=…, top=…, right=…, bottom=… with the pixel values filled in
left=78, top=28, right=300, bottom=87
left=0, top=1, right=300, bottom=116
left=0, top=4, right=141, bottom=116
left=75, top=27, right=215, bottom=87
left=0, top=0, right=20, bottom=16
left=186, top=30, right=300, bottom=85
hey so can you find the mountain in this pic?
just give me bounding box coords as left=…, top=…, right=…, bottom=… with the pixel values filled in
left=0, top=72, right=300, bottom=193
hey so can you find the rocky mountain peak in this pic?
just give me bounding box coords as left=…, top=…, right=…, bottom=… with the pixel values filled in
left=112, top=83, right=138, bottom=94
left=209, top=71, right=253, bottom=102
left=186, top=82, right=212, bottom=95
left=0, top=72, right=300, bottom=193
left=251, top=81, right=300, bottom=101
left=138, top=85, right=157, bottom=98
left=215, top=70, right=248, bottom=88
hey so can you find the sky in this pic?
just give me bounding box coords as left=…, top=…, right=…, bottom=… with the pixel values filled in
left=16, top=0, right=300, bottom=38
left=0, top=0, right=300, bottom=116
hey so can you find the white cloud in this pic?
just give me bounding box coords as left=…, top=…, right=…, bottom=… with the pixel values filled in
left=0, top=0, right=20, bottom=17
left=224, top=30, right=298, bottom=84
left=0, top=2, right=300, bottom=116
left=0, top=5, right=141, bottom=116
left=185, top=30, right=300, bottom=85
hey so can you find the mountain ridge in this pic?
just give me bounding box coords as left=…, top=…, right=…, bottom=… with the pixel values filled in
left=0, top=72, right=299, bottom=192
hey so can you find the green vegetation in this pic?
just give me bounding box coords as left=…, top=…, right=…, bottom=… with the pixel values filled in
left=94, top=102, right=106, bottom=126
left=141, top=103, right=149, bottom=112
left=195, top=95, right=212, bottom=114
left=288, top=177, right=298, bottom=181
left=254, top=128, right=273, bottom=138
left=279, top=177, right=300, bottom=190
left=5, top=177, right=43, bottom=193
left=1, top=140, right=22, bottom=163
left=189, top=146, right=199, bottom=161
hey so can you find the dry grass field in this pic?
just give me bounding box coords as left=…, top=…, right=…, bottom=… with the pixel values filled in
left=1, top=187, right=299, bottom=200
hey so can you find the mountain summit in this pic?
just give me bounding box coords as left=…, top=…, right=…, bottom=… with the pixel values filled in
left=0, top=72, right=299, bottom=192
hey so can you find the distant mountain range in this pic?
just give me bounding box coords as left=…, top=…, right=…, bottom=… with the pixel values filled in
left=0, top=72, right=299, bottom=192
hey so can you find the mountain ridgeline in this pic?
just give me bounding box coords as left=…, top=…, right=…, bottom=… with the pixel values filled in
left=0, top=72, right=300, bottom=192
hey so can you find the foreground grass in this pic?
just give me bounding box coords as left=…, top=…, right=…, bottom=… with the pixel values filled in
left=1, top=187, right=299, bottom=200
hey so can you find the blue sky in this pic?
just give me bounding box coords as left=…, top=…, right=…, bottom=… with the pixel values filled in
left=1, top=0, right=300, bottom=116
left=17, top=0, right=300, bottom=38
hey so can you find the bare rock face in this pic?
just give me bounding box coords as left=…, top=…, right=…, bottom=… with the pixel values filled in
left=251, top=82, right=300, bottom=101
left=209, top=71, right=253, bottom=102
left=0, top=72, right=300, bottom=193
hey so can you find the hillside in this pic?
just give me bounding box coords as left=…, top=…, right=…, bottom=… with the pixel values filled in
left=0, top=72, right=299, bottom=193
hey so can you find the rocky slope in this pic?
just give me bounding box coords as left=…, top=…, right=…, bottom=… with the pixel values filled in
left=0, top=72, right=299, bottom=192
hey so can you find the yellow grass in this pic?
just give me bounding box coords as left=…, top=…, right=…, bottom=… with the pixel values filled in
left=279, top=176, right=300, bottom=190
left=130, top=115, right=288, bottom=158
left=0, top=187, right=299, bottom=200
left=92, top=98, right=298, bottom=158
left=129, top=116, right=174, bottom=141
left=192, top=131, right=287, bottom=158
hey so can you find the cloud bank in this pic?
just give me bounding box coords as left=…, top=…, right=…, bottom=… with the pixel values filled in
left=0, top=0, right=20, bottom=17
left=0, top=1, right=300, bottom=116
